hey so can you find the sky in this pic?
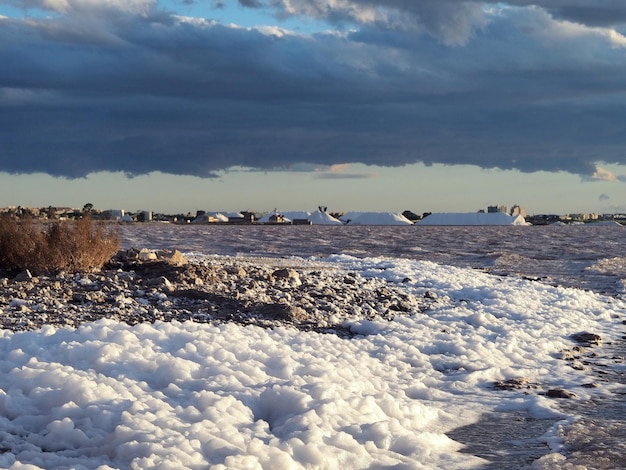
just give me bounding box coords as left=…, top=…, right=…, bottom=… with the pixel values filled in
left=1, top=0, right=626, bottom=215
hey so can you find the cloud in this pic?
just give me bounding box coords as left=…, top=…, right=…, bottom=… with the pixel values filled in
left=238, top=0, right=262, bottom=7
left=591, top=167, right=618, bottom=182
left=599, top=193, right=610, bottom=201
left=502, top=1, right=626, bottom=27
left=327, top=164, right=351, bottom=173
left=313, top=164, right=377, bottom=179
left=237, top=1, right=626, bottom=43
left=237, top=0, right=490, bottom=45
left=315, top=173, right=377, bottom=179
left=2, top=3, right=626, bottom=179
left=8, top=0, right=157, bottom=15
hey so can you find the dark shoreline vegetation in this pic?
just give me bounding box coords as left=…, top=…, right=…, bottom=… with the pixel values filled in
left=0, top=216, right=120, bottom=275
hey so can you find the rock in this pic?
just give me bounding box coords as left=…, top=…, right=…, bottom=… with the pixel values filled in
left=389, top=301, right=412, bottom=313
left=272, top=269, right=301, bottom=286
left=138, top=248, right=157, bottom=261
left=14, top=270, right=33, bottom=282
left=72, top=293, right=89, bottom=304
left=570, top=332, right=602, bottom=346
left=545, top=388, right=577, bottom=399
left=9, top=299, right=31, bottom=312
left=157, top=249, right=188, bottom=267
left=261, top=303, right=309, bottom=322
left=376, top=287, right=392, bottom=298
left=273, top=268, right=298, bottom=279
left=146, top=276, right=173, bottom=290
left=493, top=377, right=536, bottom=391
left=225, top=266, right=247, bottom=277
left=581, top=383, right=599, bottom=388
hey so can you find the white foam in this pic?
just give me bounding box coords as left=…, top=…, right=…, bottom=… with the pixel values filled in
left=0, top=254, right=622, bottom=468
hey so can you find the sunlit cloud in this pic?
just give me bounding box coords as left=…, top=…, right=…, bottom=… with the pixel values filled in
left=591, top=167, right=618, bottom=182
left=314, top=163, right=377, bottom=179
left=327, top=163, right=351, bottom=173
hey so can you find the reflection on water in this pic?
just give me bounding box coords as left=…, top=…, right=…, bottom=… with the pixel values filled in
left=449, top=339, right=626, bottom=470
left=446, top=411, right=557, bottom=469
left=449, top=336, right=626, bottom=469
left=555, top=338, right=626, bottom=469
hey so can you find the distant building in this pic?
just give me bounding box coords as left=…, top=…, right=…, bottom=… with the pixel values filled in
left=569, top=213, right=598, bottom=221
left=102, top=209, right=125, bottom=221
left=268, top=213, right=287, bottom=224
left=488, top=205, right=508, bottom=214
left=243, top=212, right=255, bottom=223
left=192, top=213, right=220, bottom=224
left=137, top=211, right=152, bottom=222
left=510, top=204, right=527, bottom=218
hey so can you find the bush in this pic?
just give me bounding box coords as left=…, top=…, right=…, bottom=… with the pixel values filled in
left=0, top=216, right=120, bottom=275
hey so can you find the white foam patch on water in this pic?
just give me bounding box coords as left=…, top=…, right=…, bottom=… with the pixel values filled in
left=0, top=255, right=623, bottom=468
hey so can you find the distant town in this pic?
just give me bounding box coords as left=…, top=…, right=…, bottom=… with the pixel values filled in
left=1, top=203, right=625, bottom=226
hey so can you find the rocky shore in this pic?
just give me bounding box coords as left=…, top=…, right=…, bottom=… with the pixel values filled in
left=0, top=248, right=440, bottom=335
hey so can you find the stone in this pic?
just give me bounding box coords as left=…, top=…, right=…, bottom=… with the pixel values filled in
left=493, top=377, right=536, bottom=391
left=545, top=388, right=577, bottom=399
left=389, top=301, right=412, bottom=313
left=225, top=266, right=247, bottom=278
left=138, top=248, right=157, bottom=261
left=14, top=270, right=33, bottom=282
left=261, top=303, right=309, bottom=322
left=72, top=293, right=89, bottom=304
left=157, top=249, right=188, bottom=267
left=273, top=268, right=298, bottom=279
left=581, top=383, right=599, bottom=388
left=272, top=268, right=301, bottom=286
left=146, top=276, right=173, bottom=290
left=570, top=332, right=602, bottom=346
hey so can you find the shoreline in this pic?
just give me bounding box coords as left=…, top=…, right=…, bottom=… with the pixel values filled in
left=0, top=248, right=437, bottom=334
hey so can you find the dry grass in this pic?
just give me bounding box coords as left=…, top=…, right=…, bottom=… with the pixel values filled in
left=0, top=216, right=120, bottom=275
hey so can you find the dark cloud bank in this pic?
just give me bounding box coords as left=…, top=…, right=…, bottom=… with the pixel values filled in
left=1, top=0, right=626, bottom=179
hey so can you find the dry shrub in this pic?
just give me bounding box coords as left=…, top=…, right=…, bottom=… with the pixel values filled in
left=0, top=216, right=120, bottom=275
